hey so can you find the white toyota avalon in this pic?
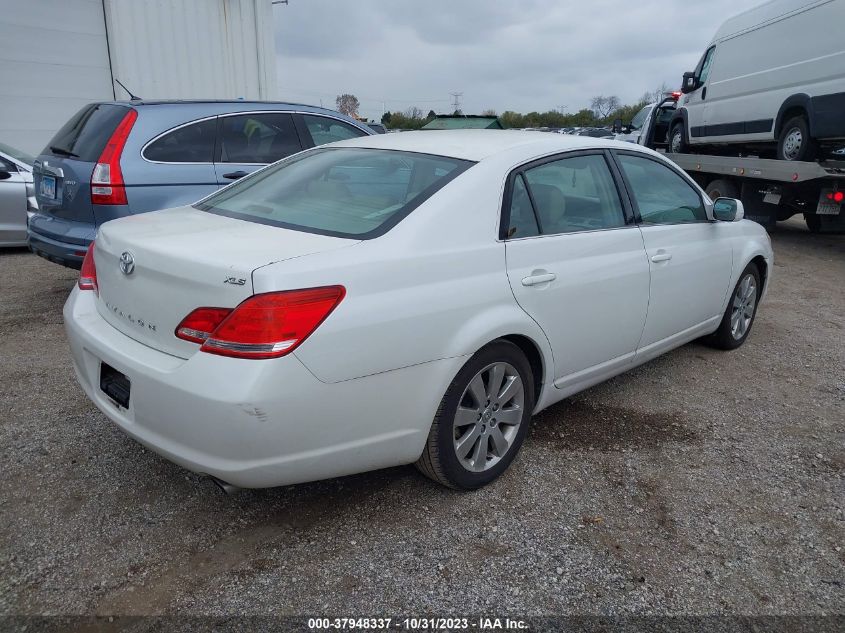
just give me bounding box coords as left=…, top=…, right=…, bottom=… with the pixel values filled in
left=64, top=130, right=772, bottom=490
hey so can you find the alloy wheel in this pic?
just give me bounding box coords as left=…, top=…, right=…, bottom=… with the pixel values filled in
left=730, top=274, right=757, bottom=340
left=453, top=362, right=525, bottom=472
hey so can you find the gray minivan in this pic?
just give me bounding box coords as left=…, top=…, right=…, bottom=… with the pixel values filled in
left=29, top=100, right=373, bottom=268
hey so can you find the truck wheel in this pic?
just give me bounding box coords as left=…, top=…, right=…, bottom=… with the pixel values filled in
left=804, top=212, right=822, bottom=233
left=705, top=179, right=739, bottom=201
left=669, top=123, right=688, bottom=154
left=777, top=115, right=817, bottom=161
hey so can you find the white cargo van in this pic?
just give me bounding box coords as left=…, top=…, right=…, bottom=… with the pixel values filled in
left=670, top=0, right=845, bottom=160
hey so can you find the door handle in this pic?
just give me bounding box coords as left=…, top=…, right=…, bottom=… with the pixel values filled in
left=702, top=87, right=707, bottom=100
left=650, top=252, right=673, bottom=263
left=223, top=170, right=248, bottom=180
left=521, top=273, right=556, bottom=286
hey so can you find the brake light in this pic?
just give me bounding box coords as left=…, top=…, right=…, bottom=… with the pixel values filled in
left=826, top=191, right=844, bottom=203
left=175, top=307, right=233, bottom=344
left=78, top=243, right=97, bottom=293
left=91, top=109, right=137, bottom=205
left=177, top=286, right=345, bottom=359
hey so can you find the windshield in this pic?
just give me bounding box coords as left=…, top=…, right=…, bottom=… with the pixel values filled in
left=195, top=147, right=473, bottom=239
left=630, top=105, right=652, bottom=131
left=0, top=142, right=35, bottom=166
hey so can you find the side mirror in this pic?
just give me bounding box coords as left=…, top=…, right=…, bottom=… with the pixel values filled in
left=612, top=119, right=623, bottom=134
left=681, top=71, right=698, bottom=94
left=0, top=170, right=11, bottom=180
left=713, top=197, right=744, bottom=222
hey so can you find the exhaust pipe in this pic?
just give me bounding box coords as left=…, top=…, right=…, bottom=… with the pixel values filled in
left=207, top=475, right=241, bottom=495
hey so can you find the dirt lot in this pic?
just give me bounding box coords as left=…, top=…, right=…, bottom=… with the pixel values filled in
left=1, top=219, right=843, bottom=620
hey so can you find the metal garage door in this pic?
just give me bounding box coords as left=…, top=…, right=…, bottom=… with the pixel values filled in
left=0, top=0, right=115, bottom=156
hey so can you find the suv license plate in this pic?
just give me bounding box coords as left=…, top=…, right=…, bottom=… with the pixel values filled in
left=40, top=175, right=56, bottom=199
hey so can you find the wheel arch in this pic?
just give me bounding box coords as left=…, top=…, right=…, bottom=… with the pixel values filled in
left=669, top=108, right=689, bottom=140
left=775, top=94, right=814, bottom=139
left=498, top=334, right=545, bottom=408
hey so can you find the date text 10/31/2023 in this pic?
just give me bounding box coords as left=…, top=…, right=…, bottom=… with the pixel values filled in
left=307, top=617, right=529, bottom=630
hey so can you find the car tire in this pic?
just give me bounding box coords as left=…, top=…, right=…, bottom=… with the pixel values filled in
left=777, top=115, right=818, bottom=161
left=705, top=263, right=762, bottom=350
left=669, top=122, right=688, bottom=154
left=705, top=179, right=739, bottom=201
left=416, top=340, right=535, bottom=490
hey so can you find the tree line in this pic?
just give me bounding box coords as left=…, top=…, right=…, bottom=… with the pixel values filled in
left=335, top=86, right=672, bottom=130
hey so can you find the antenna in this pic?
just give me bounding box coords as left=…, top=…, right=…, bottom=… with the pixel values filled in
left=114, top=78, right=141, bottom=101
left=449, top=92, right=463, bottom=114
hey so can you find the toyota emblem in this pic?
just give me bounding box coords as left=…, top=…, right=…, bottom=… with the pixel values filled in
left=119, top=251, right=135, bottom=275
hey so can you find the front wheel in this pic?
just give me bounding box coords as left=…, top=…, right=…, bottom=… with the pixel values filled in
left=669, top=123, right=688, bottom=154
left=416, top=340, right=535, bottom=489
left=705, top=263, right=762, bottom=350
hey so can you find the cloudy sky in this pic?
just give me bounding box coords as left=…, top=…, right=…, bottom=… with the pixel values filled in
left=274, top=0, right=762, bottom=121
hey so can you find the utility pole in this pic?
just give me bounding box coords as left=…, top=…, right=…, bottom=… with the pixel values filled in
left=450, top=92, right=463, bottom=114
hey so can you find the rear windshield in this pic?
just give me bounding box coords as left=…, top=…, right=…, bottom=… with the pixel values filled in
left=194, top=147, right=473, bottom=239
left=42, top=104, right=130, bottom=161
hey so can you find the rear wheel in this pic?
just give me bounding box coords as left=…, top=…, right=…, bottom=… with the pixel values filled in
left=706, top=263, right=762, bottom=350
left=416, top=340, right=534, bottom=489
left=777, top=115, right=817, bottom=161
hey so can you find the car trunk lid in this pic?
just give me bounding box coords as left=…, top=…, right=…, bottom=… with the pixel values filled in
left=94, top=206, right=358, bottom=358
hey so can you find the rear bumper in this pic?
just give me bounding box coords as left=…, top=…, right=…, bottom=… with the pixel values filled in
left=64, top=287, right=462, bottom=488
left=28, top=213, right=95, bottom=269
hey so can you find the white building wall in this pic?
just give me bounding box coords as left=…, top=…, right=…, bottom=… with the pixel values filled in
left=0, top=0, right=277, bottom=156
left=104, top=0, right=276, bottom=102
left=0, top=0, right=115, bottom=156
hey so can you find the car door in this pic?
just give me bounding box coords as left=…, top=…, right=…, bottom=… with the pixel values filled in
left=0, top=155, right=27, bottom=245
left=138, top=116, right=220, bottom=212
left=214, top=112, right=304, bottom=185
left=683, top=45, right=715, bottom=142
left=613, top=151, right=733, bottom=354
left=503, top=151, right=651, bottom=389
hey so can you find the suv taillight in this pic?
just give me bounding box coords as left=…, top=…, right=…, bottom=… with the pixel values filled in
left=91, top=109, right=137, bottom=205
left=78, top=243, right=97, bottom=293
left=175, top=286, right=345, bottom=359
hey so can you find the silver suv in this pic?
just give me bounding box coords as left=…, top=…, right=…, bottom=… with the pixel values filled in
left=29, top=100, right=373, bottom=268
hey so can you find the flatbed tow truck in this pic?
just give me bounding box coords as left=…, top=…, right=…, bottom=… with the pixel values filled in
left=615, top=96, right=845, bottom=233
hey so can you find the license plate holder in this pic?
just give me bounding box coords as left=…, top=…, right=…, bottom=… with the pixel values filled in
left=40, top=175, right=56, bottom=199
left=100, top=362, right=131, bottom=409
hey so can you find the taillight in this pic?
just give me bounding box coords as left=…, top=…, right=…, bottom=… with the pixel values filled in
left=826, top=191, right=844, bottom=203
left=91, top=108, right=137, bottom=205
left=175, top=307, right=233, bottom=344
left=78, top=243, right=97, bottom=293
left=176, top=286, right=345, bottom=359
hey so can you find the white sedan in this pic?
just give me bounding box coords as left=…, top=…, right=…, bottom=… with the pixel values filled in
left=64, top=130, right=772, bottom=490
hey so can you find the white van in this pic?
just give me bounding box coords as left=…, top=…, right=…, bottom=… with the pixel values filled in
left=670, top=0, right=845, bottom=161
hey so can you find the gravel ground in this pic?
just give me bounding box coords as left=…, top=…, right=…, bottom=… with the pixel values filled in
left=0, top=218, right=843, bottom=621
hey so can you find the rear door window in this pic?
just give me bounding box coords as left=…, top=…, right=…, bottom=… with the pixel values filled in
left=43, top=104, right=131, bottom=161
left=302, top=115, right=368, bottom=146
left=143, top=118, right=218, bottom=163
left=218, top=113, right=302, bottom=164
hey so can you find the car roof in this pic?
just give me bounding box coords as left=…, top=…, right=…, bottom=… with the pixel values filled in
left=327, top=129, right=649, bottom=162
